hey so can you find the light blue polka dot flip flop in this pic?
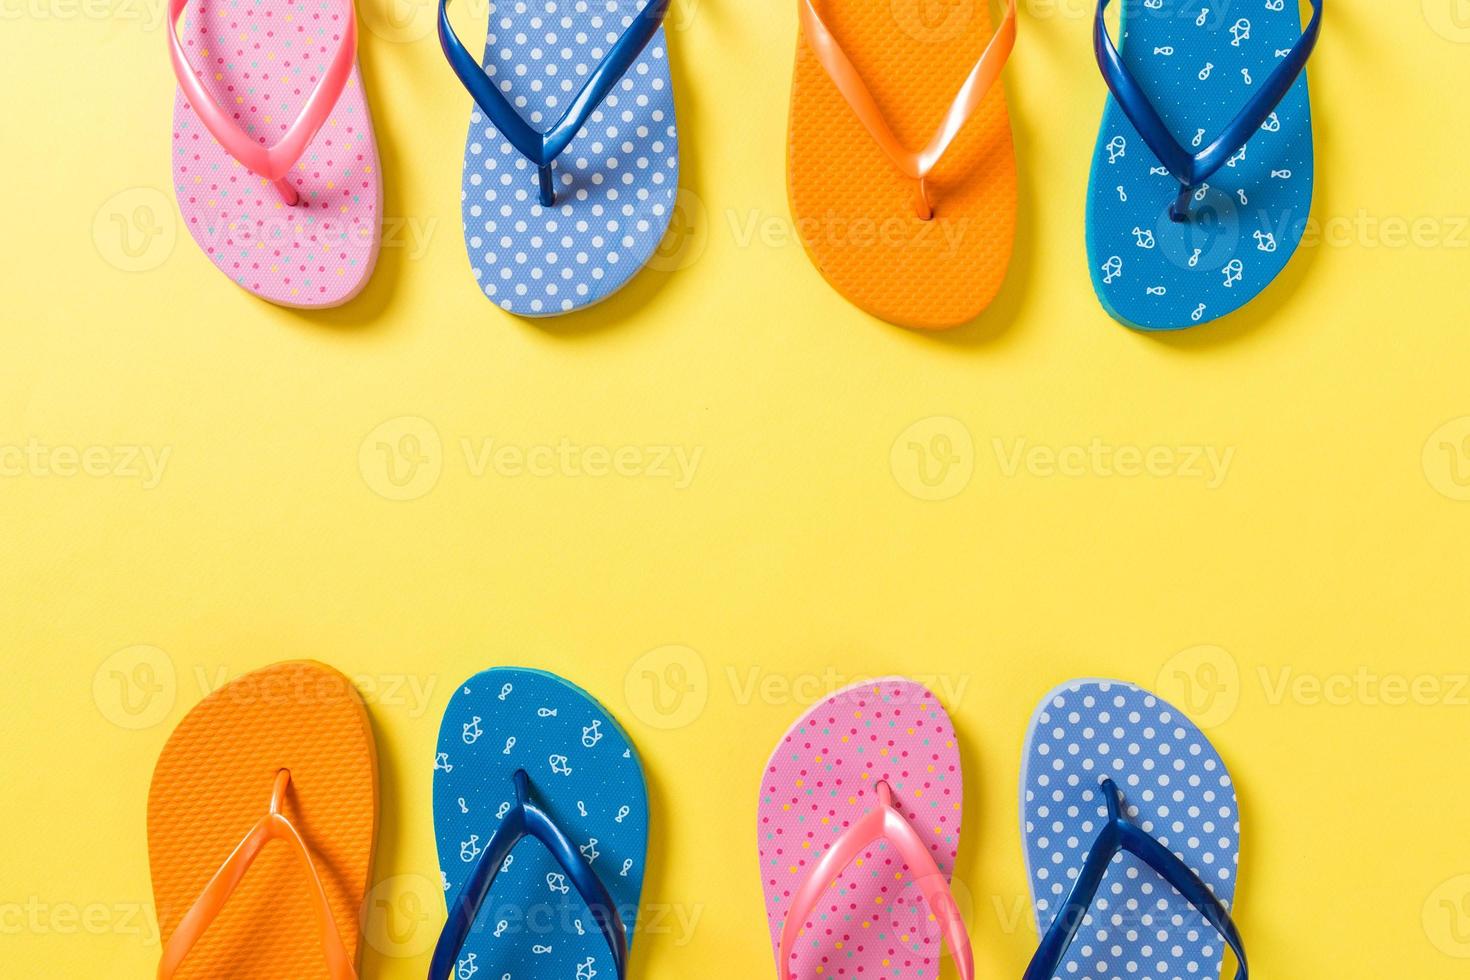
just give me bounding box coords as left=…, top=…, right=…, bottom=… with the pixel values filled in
left=1087, top=0, right=1323, bottom=330
left=429, top=667, right=649, bottom=980
left=439, top=0, right=679, bottom=315
left=1020, top=679, right=1247, bottom=980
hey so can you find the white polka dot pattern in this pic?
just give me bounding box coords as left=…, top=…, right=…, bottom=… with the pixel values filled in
left=1021, top=680, right=1241, bottom=980
left=458, top=0, right=679, bottom=315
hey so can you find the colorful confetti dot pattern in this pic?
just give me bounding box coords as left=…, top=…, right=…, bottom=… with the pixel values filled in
left=759, top=678, right=964, bottom=980
left=172, top=0, right=381, bottom=307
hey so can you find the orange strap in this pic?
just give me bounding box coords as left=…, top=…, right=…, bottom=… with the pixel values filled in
left=157, top=770, right=358, bottom=980
left=799, top=0, right=1017, bottom=218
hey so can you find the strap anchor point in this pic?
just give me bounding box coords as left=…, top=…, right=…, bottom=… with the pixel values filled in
left=915, top=179, right=934, bottom=221
left=269, top=769, right=292, bottom=815
left=274, top=180, right=301, bottom=207
left=1169, top=183, right=1196, bottom=223
left=512, top=768, right=532, bottom=804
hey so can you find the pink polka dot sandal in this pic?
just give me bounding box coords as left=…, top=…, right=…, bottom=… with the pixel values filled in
left=757, top=677, right=974, bottom=980
left=169, top=0, right=382, bottom=308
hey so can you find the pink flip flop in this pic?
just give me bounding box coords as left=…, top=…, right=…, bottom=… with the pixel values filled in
left=169, top=0, right=382, bottom=307
left=757, top=678, right=973, bottom=980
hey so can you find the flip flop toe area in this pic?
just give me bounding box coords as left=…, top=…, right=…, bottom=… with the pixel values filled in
left=758, top=679, right=964, bottom=980
left=1021, top=680, right=1241, bottom=980
left=172, top=0, right=382, bottom=307
left=147, top=661, right=378, bottom=979
left=433, top=668, right=649, bottom=980
left=789, top=1, right=1016, bottom=329
left=1087, top=1, right=1313, bottom=329
left=459, top=1, right=679, bottom=315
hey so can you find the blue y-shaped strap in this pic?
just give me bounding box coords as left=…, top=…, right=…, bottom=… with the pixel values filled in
left=439, top=0, right=672, bottom=206
left=1095, top=0, right=1322, bottom=222
left=428, top=769, right=629, bottom=980
left=1023, top=778, right=1248, bottom=980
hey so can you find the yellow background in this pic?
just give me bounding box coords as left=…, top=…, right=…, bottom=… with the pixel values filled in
left=4, top=0, right=1470, bottom=976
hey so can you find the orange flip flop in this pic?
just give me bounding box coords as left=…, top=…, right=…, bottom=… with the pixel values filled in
left=789, top=0, right=1018, bottom=329
left=148, top=661, right=378, bottom=979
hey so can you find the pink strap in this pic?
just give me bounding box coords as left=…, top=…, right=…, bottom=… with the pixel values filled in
left=776, top=781, right=973, bottom=980
left=800, top=0, right=1016, bottom=218
left=157, top=770, right=358, bottom=980
left=168, top=0, right=358, bottom=205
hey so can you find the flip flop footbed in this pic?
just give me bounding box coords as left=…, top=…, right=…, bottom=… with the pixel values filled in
left=789, top=1, right=1016, bottom=329
left=758, top=678, right=964, bottom=980
left=172, top=0, right=382, bottom=308
left=433, top=667, right=649, bottom=979
left=1021, top=680, right=1241, bottom=980
left=1087, top=1, right=1313, bottom=329
left=147, top=661, right=378, bottom=978
left=458, top=1, right=678, bottom=315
